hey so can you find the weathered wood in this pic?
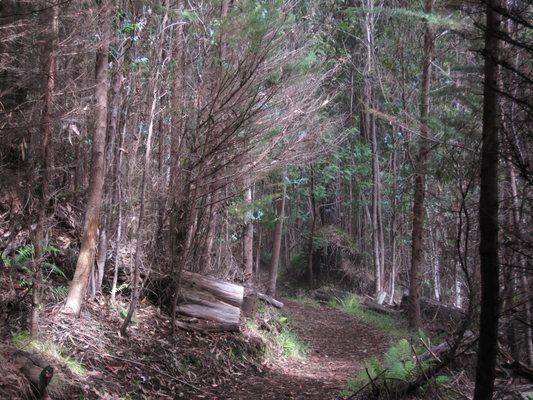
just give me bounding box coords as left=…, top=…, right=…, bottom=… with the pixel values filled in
left=175, top=320, right=240, bottom=333
left=181, top=271, right=244, bottom=308
left=177, top=302, right=240, bottom=325
left=257, top=292, right=284, bottom=309
left=312, top=287, right=351, bottom=303
left=418, top=330, right=475, bottom=363
left=361, top=297, right=400, bottom=315
left=402, top=295, right=465, bottom=326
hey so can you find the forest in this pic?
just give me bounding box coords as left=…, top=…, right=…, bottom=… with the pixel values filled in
left=0, top=0, right=531, bottom=399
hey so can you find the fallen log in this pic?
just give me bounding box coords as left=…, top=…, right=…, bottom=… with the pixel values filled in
left=417, top=330, right=475, bottom=363
left=312, top=287, right=351, bottom=303
left=175, top=320, right=240, bottom=333
left=177, top=302, right=240, bottom=325
left=361, top=297, right=401, bottom=315
left=175, top=271, right=244, bottom=327
left=401, top=295, right=465, bottom=326
left=181, top=271, right=243, bottom=308
left=257, top=292, right=284, bottom=309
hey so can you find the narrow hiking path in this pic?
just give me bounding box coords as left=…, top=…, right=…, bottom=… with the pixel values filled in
left=210, top=300, right=389, bottom=400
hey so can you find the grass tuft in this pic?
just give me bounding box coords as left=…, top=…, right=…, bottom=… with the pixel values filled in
left=275, top=329, right=309, bottom=358
left=329, top=294, right=410, bottom=339
left=12, top=330, right=86, bottom=376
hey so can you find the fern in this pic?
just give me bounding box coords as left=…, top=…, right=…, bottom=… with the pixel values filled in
left=344, top=339, right=438, bottom=396
left=5, top=243, right=66, bottom=280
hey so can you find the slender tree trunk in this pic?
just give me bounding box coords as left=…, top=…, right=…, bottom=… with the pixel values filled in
left=64, top=1, right=111, bottom=316
left=307, top=167, right=316, bottom=288
left=267, top=170, right=287, bottom=296
left=94, top=220, right=107, bottom=295
left=29, top=2, right=58, bottom=336
left=473, top=0, right=501, bottom=397
left=508, top=164, right=533, bottom=365
left=120, top=1, right=169, bottom=335
left=408, top=0, right=434, bottom=330
left=243, top=181, right=254, bottom=282
left=255, top=226, right=262, bottom=276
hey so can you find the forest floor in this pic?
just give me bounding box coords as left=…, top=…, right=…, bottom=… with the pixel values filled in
left=212, top=299, right=389, bottom=400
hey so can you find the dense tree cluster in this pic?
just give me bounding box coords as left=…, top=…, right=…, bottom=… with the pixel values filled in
left=0, top=0, right=531, bottom=398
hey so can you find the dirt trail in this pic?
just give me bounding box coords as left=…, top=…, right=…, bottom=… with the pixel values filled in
left=209, top=300, right=388, bottom=400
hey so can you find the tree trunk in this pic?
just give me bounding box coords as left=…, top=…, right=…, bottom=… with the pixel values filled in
left=508, top=164, right=533, bottom=365
left=243, top=181, right=254, bottom=282
left=307, top=166, right=316, bottom=288
left=64, top=2, right=110, bottom=315
left=267, top=170, right=287, bottom=296
left=120, top=1, right=169, bottom=335
left=29, top=2, right=58, bottom=337
left=408, top=0, right=434, bottom=330
left=473, top=0, right=501, bottom=398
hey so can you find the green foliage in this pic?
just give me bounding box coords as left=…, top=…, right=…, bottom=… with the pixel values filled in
left=330, top=294, right=409, bottom=339
left=276, top=329, right=308, bottom=358
left=342, top=7, right=463, bottom=29
left=3, top=243, right=66, bottom=281
left=286, top=295, right=317, bottom=306
left=112, top=305, right=129, bottom=319
left=253, top=307, right=308, bottom=359
left=342, top=339, right=438, bottom=397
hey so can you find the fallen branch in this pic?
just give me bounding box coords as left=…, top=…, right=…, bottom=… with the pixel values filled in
left=257, top=292, right=284, bottom=309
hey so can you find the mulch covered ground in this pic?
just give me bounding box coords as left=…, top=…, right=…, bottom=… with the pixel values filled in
left=2, top=291, right=387, bottom=399
left=210, top=300, right=388, bottom=400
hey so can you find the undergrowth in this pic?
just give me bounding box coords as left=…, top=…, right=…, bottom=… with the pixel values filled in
left=249, top=305, right=308, bottom=360
left=329, top=294, right=410, bottom=339
left=12, top=330, right=86, bottom=376
left=341, top=338, right=450, bottom=398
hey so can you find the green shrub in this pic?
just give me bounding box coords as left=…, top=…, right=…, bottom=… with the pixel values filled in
left=342, top=339, right=434, bottom=397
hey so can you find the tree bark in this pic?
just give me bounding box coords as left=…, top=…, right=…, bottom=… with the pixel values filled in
left=473, top=0, right=501, bottom=398
left=29, top=2, right=58, bottom=337
left=267, top=170, right=287, bottom=296
left=307, top=166, right=316, bottom=288
left=408, top=0, right=434, bottom=330
left=243, top=181, right=254, bottom=282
